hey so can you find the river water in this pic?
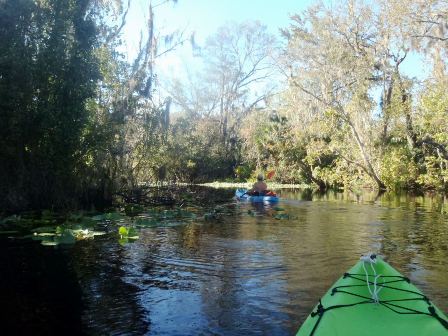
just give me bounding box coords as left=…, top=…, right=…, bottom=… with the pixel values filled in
left=1, top=188, right=447, bottom=335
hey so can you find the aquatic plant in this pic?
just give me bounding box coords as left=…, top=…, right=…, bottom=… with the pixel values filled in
left=118, top=226, right=139, bottom=245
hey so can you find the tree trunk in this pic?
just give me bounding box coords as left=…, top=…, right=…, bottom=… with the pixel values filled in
left=298, top=161, right=327, bottom=190
left=347, top=119, right=386, bottom=190
left=401, top=91, right=416, bottom=151
left=381, top=79, right=394, bottom=143
left=396, top=73, right=416, bottom=151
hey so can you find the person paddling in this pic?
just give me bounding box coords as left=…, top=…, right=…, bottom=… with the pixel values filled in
left=248, top=174, right=268, bottom=196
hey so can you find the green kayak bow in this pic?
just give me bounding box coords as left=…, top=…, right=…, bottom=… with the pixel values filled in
left=297, top=254, right=448, bottom=336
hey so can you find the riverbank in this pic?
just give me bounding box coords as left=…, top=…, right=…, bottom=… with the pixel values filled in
left=197, top=181, right=312, bottom=189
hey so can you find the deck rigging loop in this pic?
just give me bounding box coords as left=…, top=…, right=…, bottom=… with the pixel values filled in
left=306, top=254, right=448, bottom=336
left=360, top=253, right=384, bottom=303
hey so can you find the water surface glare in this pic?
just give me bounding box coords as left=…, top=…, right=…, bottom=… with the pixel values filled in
left=1, top=189, right=448, bottom=335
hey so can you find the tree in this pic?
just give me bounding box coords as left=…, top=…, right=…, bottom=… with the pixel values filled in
left=0, top=0, right=99, bottom=209
left=378, top=0, right=448, bottom=191
left=0, top=0, right=185, bottom=209
left=80, top=0, right=188, bottom=202
left=168, top=21, right=278, bottom=177
left=282, top=1, right=388, bottom=190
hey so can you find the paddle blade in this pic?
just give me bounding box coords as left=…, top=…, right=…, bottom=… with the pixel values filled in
left=266, top=170, right=275, bottom=179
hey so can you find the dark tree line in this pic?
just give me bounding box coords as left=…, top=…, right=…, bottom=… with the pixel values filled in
left=0, top=0, right=173, bottom=211
left=0, top=0, right=99, bottom=209
left=1, top=0, right=448, bottom=212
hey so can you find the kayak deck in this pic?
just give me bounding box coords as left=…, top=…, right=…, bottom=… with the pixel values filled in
left=235, top=189, right=279, bottom=202
left=297, top=255, right=448, bottom=335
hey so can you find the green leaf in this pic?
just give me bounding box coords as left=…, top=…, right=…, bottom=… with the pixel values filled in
left=135, top=218, right=157, bottom=226
left=41, top=241, right=59, bottom=246
left=128, top=227, right=138, bottom=237
left=274, top=213, right=290, bottom=220
left=55, top=230, right=76, bottom=244
left=0, top=230, right=20, bottom=235
left=105, top=212, right=125, bottom=221
left=41, top=210, right=55, bottom=219
left=92, top=214, right=105, bottom=221
left=0, top=215, right=20, bottom=225
left=32, top=234, right=50, bottom=241
left=118, top=238, right=129, bottom=246
left=92, top=212, right=124, bottom=221
left=77, top=217, right=97, bottom=227
left=124, top=204, right=144, bottom=217
left=118, top=226, right=129, bottom=237
left=33, top=226, right=58, bottom=234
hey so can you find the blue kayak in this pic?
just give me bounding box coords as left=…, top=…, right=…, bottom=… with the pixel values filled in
left=235, top=189, right=279, bottom=202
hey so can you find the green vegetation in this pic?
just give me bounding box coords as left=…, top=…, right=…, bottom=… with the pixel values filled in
left=164, top=0, right=448, bottom=193
left=0, top=192, right=233, bottom=246
left=1, top=0, right=448, bottom=215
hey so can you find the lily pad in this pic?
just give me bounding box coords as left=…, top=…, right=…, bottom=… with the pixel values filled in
left=41, top=241, right=59, bottom=246
left=0, top=230, right=20, bottom=235
left=118, top=226, right=129, bottom=237
left=135, top=218, right=157, bottom=227
left=124, top=204, right=144, bottom=217
left=118, top=237, right=138, bottom=246
left=128, top=227, right=138, bottom=237
left=55, top=230, right=76, bottom=244
left=34, top=232, right=56, bottom=237
left=274, top=213, right=290, bottom=220
left=33, top=226, right=58, bottom=233
left=92, top=212, right=124, bottom=221
left=31, top=223, right=106, bottom=247
left=117, top=225, right=139, bottom=245
left=88, top=231, right=106, bottom=237
left=0, top=215, right=20, bottom=225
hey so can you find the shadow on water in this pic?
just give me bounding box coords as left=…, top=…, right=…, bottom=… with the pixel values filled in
left=1, top=187, right=447, bottom=335
left=0, top=238, right=84, bottom=335
left=73, top=236, right=150, bottom=335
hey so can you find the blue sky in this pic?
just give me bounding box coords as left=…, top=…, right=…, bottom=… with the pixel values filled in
left=155, top=0, right=314, bottom=37
left=123, top=0, right=315, bottom=81
left=122, top=0, right=428, bottom=91
left=125, top=0, right=313, bottom=48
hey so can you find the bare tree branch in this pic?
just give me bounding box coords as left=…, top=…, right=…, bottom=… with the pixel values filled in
left=105, top=0, right=131, bottom=44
